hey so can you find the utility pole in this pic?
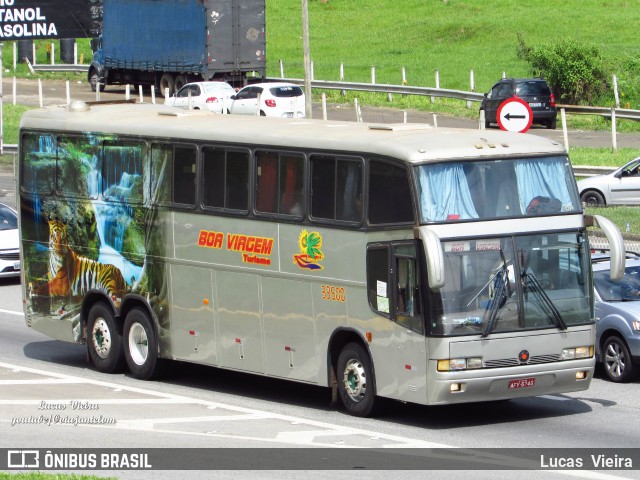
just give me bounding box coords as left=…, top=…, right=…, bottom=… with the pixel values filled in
left=302, top=0, right=312, bottom=118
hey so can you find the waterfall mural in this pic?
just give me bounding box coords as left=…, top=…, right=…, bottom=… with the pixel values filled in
left=20, top=131, right=168, bottom=341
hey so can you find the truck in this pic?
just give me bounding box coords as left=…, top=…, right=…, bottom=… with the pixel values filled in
left=88, top=0, right=266, bottom=95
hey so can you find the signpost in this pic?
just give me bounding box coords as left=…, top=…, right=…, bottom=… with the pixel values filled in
left=497, top=97, right=533, bottom=133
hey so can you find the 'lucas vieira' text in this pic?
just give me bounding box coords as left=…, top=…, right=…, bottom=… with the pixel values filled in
left=541, top=454, right=632, bottom=469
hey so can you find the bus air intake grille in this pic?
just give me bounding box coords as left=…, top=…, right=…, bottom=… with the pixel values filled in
left=483, top=354, right=561, bottom=369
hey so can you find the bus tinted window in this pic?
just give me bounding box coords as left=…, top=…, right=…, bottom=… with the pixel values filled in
left=202, top=147, right=249, bottom=211
left=368, top=161, right=414, bottom=225
left=102, top=140, right=144, bottom=204
left=310, top=155, right=363, bottom=223
left=55, top=136, right=100, bottom=199
left=20, top=133, right=55, bottom=195
left=415, top=156, right=580, bottom=222
left=151, top=144, right=196, bottom=206
left=256, top=151, right=304, bottom=217
left=367, top=246, right=390, bottom=316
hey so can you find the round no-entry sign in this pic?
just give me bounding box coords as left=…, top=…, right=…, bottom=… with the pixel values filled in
left=497, top=97, right=533, bottom=133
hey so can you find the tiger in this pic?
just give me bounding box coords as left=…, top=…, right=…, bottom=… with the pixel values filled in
left=45, top=219, right=127, bottom=307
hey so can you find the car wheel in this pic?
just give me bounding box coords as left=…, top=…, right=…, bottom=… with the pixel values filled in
left=337, top=342, right=378, bottom=417
left=580, top=190, right=605, bottom=206
left=87, top=302, right=124, bottom=373
left=547, top=118, right=557, bottom=129
left=602, top=335, right=636, bottom=382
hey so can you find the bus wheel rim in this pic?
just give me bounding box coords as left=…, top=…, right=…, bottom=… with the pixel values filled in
left=92, top=318, right=111, bottom=359
left=129, top=322, right=148, bottom=366
left=343, top=359, right=366, bottom=402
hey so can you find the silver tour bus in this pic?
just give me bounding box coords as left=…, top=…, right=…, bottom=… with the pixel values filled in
left=18, top=101, right=625, bottom=417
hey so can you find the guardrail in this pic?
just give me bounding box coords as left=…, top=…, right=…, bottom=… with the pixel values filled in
left=31, top=64, right=89, bottom=73
left=269, top=77, right=485, bottom=102
left=557, top=104, right=640, bottom=121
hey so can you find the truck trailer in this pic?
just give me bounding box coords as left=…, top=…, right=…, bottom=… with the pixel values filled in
left=89, top=0, right=266, bottom=94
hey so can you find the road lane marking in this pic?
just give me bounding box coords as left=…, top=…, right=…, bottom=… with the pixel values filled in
left=0, top=360, right=633, bottom=479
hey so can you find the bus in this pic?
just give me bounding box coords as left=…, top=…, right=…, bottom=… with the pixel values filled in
left=18, top=100, right=625, bottom=417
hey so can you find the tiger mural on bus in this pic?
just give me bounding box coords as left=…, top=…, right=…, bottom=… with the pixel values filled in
left=43, top=219, right=128, bottom=308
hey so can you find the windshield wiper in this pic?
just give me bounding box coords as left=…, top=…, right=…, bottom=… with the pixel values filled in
left=482, top=270, right=507, bottom=337
left=523, top=272, right=568, bottom=330
left=482, top=253, right=511, bottom=337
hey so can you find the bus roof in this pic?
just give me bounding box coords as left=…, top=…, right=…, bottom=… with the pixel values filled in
left=19, top=101, right=567, bottom=163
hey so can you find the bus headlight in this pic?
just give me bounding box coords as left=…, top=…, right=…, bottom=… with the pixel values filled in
left=437, top=357, right=483, bottom=371
left=561, top=346, right=593, bottom=360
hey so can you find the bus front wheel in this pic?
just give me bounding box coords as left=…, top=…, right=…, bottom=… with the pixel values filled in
left=337, top=342, right=377, bottom=417
left=87, top=302, right=124, bottom=373
left=124, top=307, right=166, bottom=380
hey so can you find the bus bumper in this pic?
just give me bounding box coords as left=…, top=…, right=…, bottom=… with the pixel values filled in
left=426, top=359, right=595, bottom=405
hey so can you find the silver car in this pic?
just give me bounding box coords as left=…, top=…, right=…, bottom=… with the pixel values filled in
left=592, top=251, right=640, bottom=382
left=0, top=203, right=20, bottom=279
left=577, top=157, right=640, bottom=206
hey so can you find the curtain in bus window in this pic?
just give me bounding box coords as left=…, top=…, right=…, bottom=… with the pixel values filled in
left=418, top=164, right=478, bottom=221
left=338, top=161, right=362, bottom=221
left=202, top=147, right=225, bottom=208
left=173, top=146, right=196, bottom=205
left=21, top=133, right=56, bottom=195
left=515, top=158, right=572, bottom=213
left=281, top=156, right=298, bottom=213
left=256, top=152, right=278, bottom=212
left=311, top=156, right=335, bottom=219
left=226, top=151, right=249, bottom=211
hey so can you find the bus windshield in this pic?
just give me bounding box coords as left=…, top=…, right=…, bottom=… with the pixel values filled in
left=415, top=155, right=580, bottom=222
left=429, top=232, right=592, bottom=336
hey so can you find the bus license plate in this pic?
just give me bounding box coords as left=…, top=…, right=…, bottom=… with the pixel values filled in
left=509, top=377, right=535, bottom=389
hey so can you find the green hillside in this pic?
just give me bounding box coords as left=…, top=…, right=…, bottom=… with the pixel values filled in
left=267, top=0, right=640, bottom=105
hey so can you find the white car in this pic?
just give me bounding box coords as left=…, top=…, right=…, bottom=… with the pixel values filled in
left=227, top=82, right=305, bottom=118
left=164, top=81, right=236, bottom=113
left=0, top=203, right=20, bottom=279
left=577, top=157, right=640, bottom=206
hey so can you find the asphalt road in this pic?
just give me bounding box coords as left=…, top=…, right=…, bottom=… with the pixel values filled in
left=1, top=277, right=640, bottom=480
left=4, top=77, right=640, bottom=149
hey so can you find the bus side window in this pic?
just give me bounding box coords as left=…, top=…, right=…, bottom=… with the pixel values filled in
left=394, top=254, right=424, bottom=334
left=173, top=146, right=196, bottom=206
left=256, top=151, right=304, bottom=216
left=367, top=245, right=390, bottom=316
left=203, top=147, right=250, bottom=211
left=368, top=160, right=414, bottom=225
left=151, top=144, right=172, bottom=204
left=310, top=155, right=362, bottom=223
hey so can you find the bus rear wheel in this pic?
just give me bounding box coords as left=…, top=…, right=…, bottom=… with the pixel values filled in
left=87, top=302, right=124, bottom=373
left=124, top=307, right=166, bottom=380
left=337, top=342, right=377, bottom=417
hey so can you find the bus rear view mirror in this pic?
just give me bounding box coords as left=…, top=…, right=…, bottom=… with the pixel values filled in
left=417, top=226, right=445, bottom=290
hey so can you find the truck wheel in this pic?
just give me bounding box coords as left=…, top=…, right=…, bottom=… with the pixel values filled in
left=159, top=73, right=175, bottom=96
left=89, top=68, right=105, bottom=93
left=87, top=302, right=124, bottom=373
left=174, top=75, right=187, bottom=92
left=337, top=342, right=378, bottom=417
left=123, top=307, right=166, bottom=380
